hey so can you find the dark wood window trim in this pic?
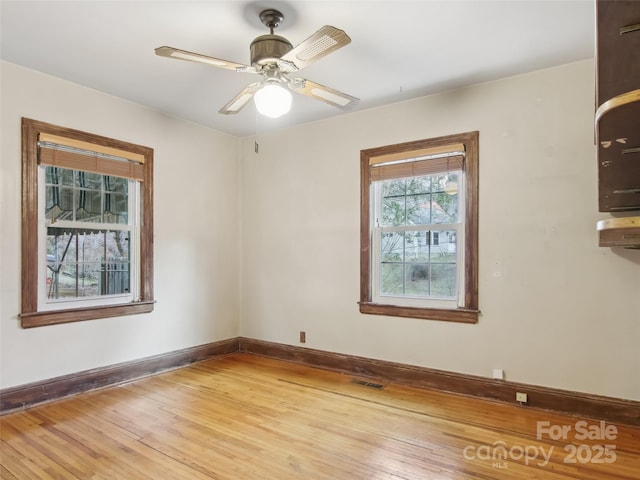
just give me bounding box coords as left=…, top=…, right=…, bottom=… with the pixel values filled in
left=21, top=118, right=154, bottom=328
left=359, top=131, right=479, bottom=323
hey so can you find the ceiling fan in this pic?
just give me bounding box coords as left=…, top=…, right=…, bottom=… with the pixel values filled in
left=155, top=9, right=359, bottom=118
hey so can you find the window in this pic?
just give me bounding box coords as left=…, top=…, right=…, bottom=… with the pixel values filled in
left=21, top=118, right=154, bottom=328
left=360, top=131, right=479, bottom=323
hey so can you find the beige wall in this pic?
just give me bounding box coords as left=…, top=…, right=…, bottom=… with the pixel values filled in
left=2, top=59, right=638, bottom=402
left=239, top=59, right=640, bottom=401
left=0, top=62, right=240, bottom=388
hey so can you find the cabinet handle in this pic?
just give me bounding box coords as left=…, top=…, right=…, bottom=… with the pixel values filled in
left=613, top=188, right=640, bottom=194
left=609, top=205, right=640, bottom=211
left=595, top=89, right=640, bottom=129
left=622, top=146, right=640, bottom=155
left=623, top=234, right=640, bottom=239
left=620, top=23, right=640, bottom=35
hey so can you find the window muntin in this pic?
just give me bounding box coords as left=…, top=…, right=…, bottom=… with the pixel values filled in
left=40, top=166, right=138, bottom=309
left=45, top=229, right=131, bottom=299
left=360, top=132, right=479, bottom=323
left=373, top=171, right=465, bottom=309
left=45, top=168, right=130, bottom=224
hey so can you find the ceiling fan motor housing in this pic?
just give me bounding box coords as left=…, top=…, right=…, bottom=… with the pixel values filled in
left=250, top=34, right=293, bottom=66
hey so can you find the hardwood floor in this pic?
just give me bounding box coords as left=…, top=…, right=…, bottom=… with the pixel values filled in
left=1, top=353, right=639, bottom=479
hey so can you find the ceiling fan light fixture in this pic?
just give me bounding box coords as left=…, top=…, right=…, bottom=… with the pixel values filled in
left=254, top=83, right=292, bottom=118
left=156, top=10, right=358, bottom=118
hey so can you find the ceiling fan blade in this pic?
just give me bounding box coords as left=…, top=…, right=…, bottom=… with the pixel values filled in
left=280, top=26, right=351, bottom=70
left=290, top=78, right=359, bottom=110
left=155, top=46, right=254, bottom=72
left=219, top=83, right=261, bottom=115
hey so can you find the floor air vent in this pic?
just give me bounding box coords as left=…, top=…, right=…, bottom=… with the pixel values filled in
left=351, top=379, right=384, bottom=389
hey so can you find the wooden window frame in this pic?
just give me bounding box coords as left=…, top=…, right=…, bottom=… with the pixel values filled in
left=20, top=118, right=154, bottom=328
left=359, top=131, right=479, bottom=323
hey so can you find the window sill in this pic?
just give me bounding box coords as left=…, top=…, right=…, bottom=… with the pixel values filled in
left=359, top=302, right=479, bottom=323
left=20, top=300, right=155, bottom=328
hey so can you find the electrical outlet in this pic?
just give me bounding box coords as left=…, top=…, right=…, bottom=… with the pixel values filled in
left=492, top=369, right=505, bottom=380
left=299, top=331, right=306, bottom=343
left=516, top=392, right=528, bottom=403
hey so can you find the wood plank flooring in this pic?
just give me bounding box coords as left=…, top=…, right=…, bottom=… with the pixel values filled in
left=1, top=353, right=639, bottom=479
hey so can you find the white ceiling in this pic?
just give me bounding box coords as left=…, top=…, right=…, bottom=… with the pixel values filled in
left=1, top=0, right=595, bottom=137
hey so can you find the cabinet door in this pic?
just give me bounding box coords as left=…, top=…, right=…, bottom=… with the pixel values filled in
left=596, top=0, right=640, bottom=105
left=598, top=102, right=640, bottom=211
left=596, top=0, right=640, bottom=212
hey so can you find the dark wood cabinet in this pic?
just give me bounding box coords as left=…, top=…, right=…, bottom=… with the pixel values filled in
left=596, top=0, right=640, bottom=212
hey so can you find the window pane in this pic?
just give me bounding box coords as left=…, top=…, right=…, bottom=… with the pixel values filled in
left=45, top=167, right=73, bottom=222
left=429, top=230, right=457, bottom=263
left=429, top=173, right=459, bottom=224
left=381, top=231, right=404, bottom=262
left=76, top=190, right=102, bottom=222
left=104, top=176, right=128, bottom=193
left=380, top=263, right=403, bottom=295
left=76, top=171, right=102, bottom=189
left=45, top=167, right=57, bottom=185
left=430, top=263, right=457, bottom=298
left=382, top=196, right=406, bottom=226
left=42, top=166, right=133, bottom=299
left=382, top=179, right=406, bottom=197
left=405, top=263, right=429, bottom=296
left=106, top=231, right=130, bottom=262
left=431, top=192, right=458, bottom=223
left=45, top=186, right=74, bottom=221
left=375, top=170, right=462, bottom=302
left=406, top=194, right=431, bottom=225
left=104, top=193, right=128, bottom=224
left=45, top=168, right=132, bottom=225
left=406, top=177, right=430, bottom=195
left=377, top=229, right=458, bottom=300
left=404, top=231, right=429, bottom=262
left=45, top=166, right=73, bottom=186
left=381, top=174, right=460, bottom=227
left=60, top=168, right=74, bottom=186
left=46, top=228, right=131, bottom=299
left=46, top=263, right=80, bottom=298
left=59, top=187, right=74, bottom=215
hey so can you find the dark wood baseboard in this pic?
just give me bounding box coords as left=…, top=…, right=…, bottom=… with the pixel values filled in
left=0, top=337, right=239, bottom=414
left=3, top=336, right=638, bottom=426
left=238, top=337, right=640, bottom=426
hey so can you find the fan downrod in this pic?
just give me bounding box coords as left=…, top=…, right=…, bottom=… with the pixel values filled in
left=259, top=9, right=284, bottom=33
